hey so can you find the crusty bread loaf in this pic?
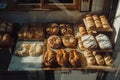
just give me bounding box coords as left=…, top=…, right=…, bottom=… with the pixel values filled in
left=93, top=51, right=104, bottom=66
left=104, top=53, right=113, bottom=66
left=56, top=49, right=69, bottom=67
left=83, top=51, right=96, bottom=65
left=69, top=50, right=81, bottom=67
left=43, top=49, right=56, bottom=67
left=78, top=24, right=87, bottom=36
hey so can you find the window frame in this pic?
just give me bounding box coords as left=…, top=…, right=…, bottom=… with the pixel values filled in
left=5, top=0, right=80, bottom=10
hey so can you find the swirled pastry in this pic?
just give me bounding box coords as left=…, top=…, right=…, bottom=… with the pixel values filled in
left=69, top=50, right=81, bottom=67
left=43, top=49, right=56, bottom=67
left=56, top=49, right=69, bottom=67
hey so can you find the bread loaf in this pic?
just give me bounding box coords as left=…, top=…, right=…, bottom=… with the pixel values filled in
left=96, top=34, right=112, bottom=49
left=104, top=53, right=113, bottom=66
left=81, top=34, right=98, bottom=49
left=56, top=49, right=69, bottom=67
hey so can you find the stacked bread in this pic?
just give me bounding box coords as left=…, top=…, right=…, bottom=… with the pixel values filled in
left=15, top=43, right=43, bottom=57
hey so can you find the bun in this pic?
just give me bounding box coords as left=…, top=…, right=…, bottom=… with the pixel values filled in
left=29, top=43, right=43, bottom=56
left=47, top=35, right=61, bottom=48
left=56, top=49, right=69, bottom=67
left=104, top=53, right=113, bottom=66
left=69, top=50, right=81, bottom=67
left=78, top=39, right=84, bottom=49
left=60, top=23, right=73, bottom=35
left=62, top=34, right=77, bottom=48
left=83, top=51, right=96, bottom=65
left=78, top=24, right=87, bottom=36
left=81, top=34, right=97, bottom=49
left=93, top=51, right=105, bottom=66
left=96, top=34, right=112, bottom=49
left=46, top=23, right=59, bottom=35
left=43, top=49, right=56, bottom=67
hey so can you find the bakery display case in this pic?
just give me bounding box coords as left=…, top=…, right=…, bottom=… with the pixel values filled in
left=0, top=0, right=120, bottom=80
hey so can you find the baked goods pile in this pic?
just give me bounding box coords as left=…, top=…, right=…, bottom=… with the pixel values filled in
left=43, top=49, right=82, bottom=67
left=18, top=23, right=44, bottom=40
left=84, top=14, right=112, bottom=32
left=83, top=51, right=113, bottom=66
left=15, top=42, right=43, bottom=57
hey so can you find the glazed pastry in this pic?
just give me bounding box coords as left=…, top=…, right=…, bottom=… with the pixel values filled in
left=93, top=51, right=105, bottom=66
left=96, top=34, right=112, bottom=49
left=46, top=23, right=59, bottom=35
left=43, top=49, right=56, bottom=67
left=69, top=50, right=81, bottom=67
left=29, top=43, right=43, bottom=56
left=62, top=34, right=77, bottom=48
left=47, top=35, right=61, bottom=48
left=56, top=49, right=69, bottom=67
left=83, top=51, right=96, bottom=65
left=60, top=23, right=73, bottom=35
left=81, top=34, right=98, bottom=49
left=104, top=53, right=113, bottom=66
left=78, top=24, right=87, bottom=36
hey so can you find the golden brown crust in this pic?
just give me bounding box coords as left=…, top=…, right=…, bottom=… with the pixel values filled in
left=69, top=50, right=81, bottom=67
left=60, top=23, right=73, bottom=35
left=43, top=49, right=56, bottom=67
left=47, top=35, right=61, bottom=48
left=62, top=34, right=77, bottom=48
left=93, top=51, right=105, bottom=66
left=84, top=51, right=96, bottom=65
left=78, top=24, right=87, bottom=36
left=56, top=49, right=69, bottom=67
left=46, top=23, right=59, bottom=35
left=104, top=53, right=113, bottom=66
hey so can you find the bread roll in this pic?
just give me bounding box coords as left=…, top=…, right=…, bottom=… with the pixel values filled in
left=93, top=51, right=104, bottom=66
left=81, top=34, right=98, bottom=49
left=78, top=24, right=87, bottom=36
left=69, top=50, right=81, bottom=67
left=92, top=15, right=99, bottom=21
left=43, top=49, right=56, bottom=67
left=29, top=43, right=43, bottom=56
left=47, top=35, right=61, bottom=48
left=2, top=34, right=11, bottom=46
left=85, top=15, right=96, bottom=30
left=78, top=39, right=84, bottom=49
left=56, top=49, right=69, bottom=67
left=100, top=15, right=110, bottom=29
left=104, top=53, right=113, bottom=66
left=83, top=51, right=96, bottom=65
left=62, top=34, right=77, bottom=48
left=60, top=23, right=73, bottom=35
left=96, top=34, right=112, bottom=49
left=46, top=23, right=59, bottom=35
